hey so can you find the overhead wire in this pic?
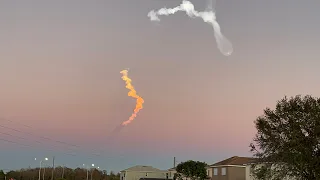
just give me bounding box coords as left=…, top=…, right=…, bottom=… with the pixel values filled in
left=0, top=128, right=126, bottom=159
left=0, top=117, right=79, bottom=147
left=0, top=130, right=77, bottom=156
left=0, top=118, right=126, bottom=159
left=0, top=117, right=109, bottom=152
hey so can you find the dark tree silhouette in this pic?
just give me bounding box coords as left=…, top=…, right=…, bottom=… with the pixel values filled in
left=250, top=95, right=320, bottom=180
left=175, top=160, right=207, bottom=180
left=0, top=170, right=5, bottom=180
left=2, top=167, right=119, bottom=180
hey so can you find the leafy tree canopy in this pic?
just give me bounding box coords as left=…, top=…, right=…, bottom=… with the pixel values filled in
left=250, top=95, right=320, bottom=180
left=0, top=170, right=4, bottom=180
left=175, top=160, right=207, bottom=180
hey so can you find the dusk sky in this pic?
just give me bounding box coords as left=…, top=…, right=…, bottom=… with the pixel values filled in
left=1, top=0, right=320, bottom=173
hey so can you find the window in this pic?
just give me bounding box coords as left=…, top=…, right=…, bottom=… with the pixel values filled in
left=221, top=168, right=226, bottom=176
left=124, top=172, right=126, bottom=177
left=207, top=170, right=210, bottom=176
left=169, top=172, right=171, bottom=177
left=146, top=173, right=148, bottom=176
left=166, top=173, right=168, bottom=179
left=213, top=168, right=218, bottom=175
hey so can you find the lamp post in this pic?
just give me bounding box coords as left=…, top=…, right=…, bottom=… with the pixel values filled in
left=90, top=165, right=99, bottom=180
left=35, top=157, right=48, bottom=180
left=43, top=165, right=46, bottom=180
left=90, top=164, right=95, bottom=180
left=83, top=164, right=89, bottom=180
left=62, top=164, right=66, bottom=179
left=97, top=167, right=100, bottom=180
left=90, top=165, right=100, bottom=180
left=2, top=169, right=10, bottom=180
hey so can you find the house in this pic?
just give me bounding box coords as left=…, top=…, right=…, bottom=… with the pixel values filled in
left=207, top=156, right=257, bottom=180
left=120, top=165, right=168, bottom=180
left=167, top=168, right=176, bottom=180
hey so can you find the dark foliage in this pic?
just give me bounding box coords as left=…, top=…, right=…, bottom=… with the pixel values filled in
left=0, top=167, right=119, bottom=180
left=250, top=95, right=320, bottom=180
left=175, top=160, right=208, bottom=180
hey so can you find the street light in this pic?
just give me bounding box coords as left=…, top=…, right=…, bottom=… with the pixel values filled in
left=62, top=164, right=67, bottom=179
left=36, top=157, right=48, bottom=180
left=90, top=164, right=95, bottom=180
left=90, top=164, right=100, bottom=180
left=83, top=164, right=89, bottom=180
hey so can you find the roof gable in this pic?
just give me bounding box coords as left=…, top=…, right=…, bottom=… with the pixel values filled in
left=210, top=156, right=257, bottom=166
left=122, top=165, right=163, bottom=172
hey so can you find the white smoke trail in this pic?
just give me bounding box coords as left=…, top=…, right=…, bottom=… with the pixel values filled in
left=206, top=0, right=214, bottom=11
left=147, top=0, right=233, bottom=56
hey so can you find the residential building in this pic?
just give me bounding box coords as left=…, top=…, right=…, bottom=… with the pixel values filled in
left=207, top=156, right=257, bottom=180
left=120, top=165, right=168, bottom=180
left=167, top=168, right=176, bottom=180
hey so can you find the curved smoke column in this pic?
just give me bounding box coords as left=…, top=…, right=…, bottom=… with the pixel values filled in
left=120, top=69, right=144, bottom=126
left=147, top=0, right=233, bottom=56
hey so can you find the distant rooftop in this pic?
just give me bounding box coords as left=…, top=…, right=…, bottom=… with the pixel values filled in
left=121, top=165, right=163, bottom=172
left=210, top=156, right=257, bottom=166
left=139, top=178, right=167, bottom=180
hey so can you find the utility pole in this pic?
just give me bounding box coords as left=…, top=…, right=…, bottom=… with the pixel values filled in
left=43, top=167, right=46, bottom=180
left=51, top=156, right=55, bottom=180
left=62, top=165, right=65, bottom=179
left=86, top=168, right=89, bottom=180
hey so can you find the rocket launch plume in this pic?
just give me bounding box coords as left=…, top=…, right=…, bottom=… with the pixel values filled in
left=147, top=0, right=233, bottom=56
left=120, top=69, right=144, bottom=126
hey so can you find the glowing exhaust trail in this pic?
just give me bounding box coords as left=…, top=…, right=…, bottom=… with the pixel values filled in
left=120, top=69, right=144, bottom=126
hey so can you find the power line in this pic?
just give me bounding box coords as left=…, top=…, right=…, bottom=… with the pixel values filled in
left=0, top=125, right=79, bottom=151
left=0, top=134, right=77, bottom=157
left=0, top=119, right=127, bottom=160
left=0, top=117, right=108, bottom=154
left=0, top=116, right=129, bottom=160
left=0, top=138, right=31, bottom=148
left=0, top=130, right=77, bottom=155
left=0, top=125, right=107, bottom=157
left=1, top=117, right=123, bottom=156
left=0, top=136, right=127, bottom=160
left=0, top=118, right=79, bottom=147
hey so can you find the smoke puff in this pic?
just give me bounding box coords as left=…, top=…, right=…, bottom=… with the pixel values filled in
left=147, top=0, right=233, bottom=56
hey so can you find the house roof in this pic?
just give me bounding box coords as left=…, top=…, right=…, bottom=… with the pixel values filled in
left=210, top=156, right=257, bottom=166
left=122, top=165, right=163, bottom=172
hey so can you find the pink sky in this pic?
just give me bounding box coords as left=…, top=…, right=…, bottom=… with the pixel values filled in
left=1, top=0, right=320, bottom=172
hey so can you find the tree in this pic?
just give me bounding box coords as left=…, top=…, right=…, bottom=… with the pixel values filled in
left=0, top=167, right=111, bottom=180
left=175, top=160, right=207, bottom=180
left=250, top=95, right=320, bottom=180
left=0, top=170, right=5, bottom=180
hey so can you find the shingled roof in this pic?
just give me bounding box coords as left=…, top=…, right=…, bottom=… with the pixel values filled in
left=210, top=156, right=257, bottom=166
left=122, top=165, right=163, bottom=172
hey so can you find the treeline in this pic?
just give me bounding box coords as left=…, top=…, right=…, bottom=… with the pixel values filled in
left=0, top=167, right=120, bottom=180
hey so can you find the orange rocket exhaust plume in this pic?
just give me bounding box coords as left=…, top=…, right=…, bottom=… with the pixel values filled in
left=120, top=69, right=144, bottom=126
